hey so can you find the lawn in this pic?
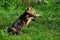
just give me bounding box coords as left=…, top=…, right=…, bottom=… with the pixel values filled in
left=0, top=0, right=60, bottom=40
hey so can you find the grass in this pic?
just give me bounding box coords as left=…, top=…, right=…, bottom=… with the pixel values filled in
left=0, top=0, right=60, bottom=40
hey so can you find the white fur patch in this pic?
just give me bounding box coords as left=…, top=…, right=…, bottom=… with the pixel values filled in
left=26, top=17, right=33, bottom=26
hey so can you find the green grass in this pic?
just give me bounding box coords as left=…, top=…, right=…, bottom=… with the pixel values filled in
left=0, top=0, right=60, bottom=40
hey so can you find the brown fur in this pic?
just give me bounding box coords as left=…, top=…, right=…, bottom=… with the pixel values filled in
left=8, top=7, right=41, bottom=34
